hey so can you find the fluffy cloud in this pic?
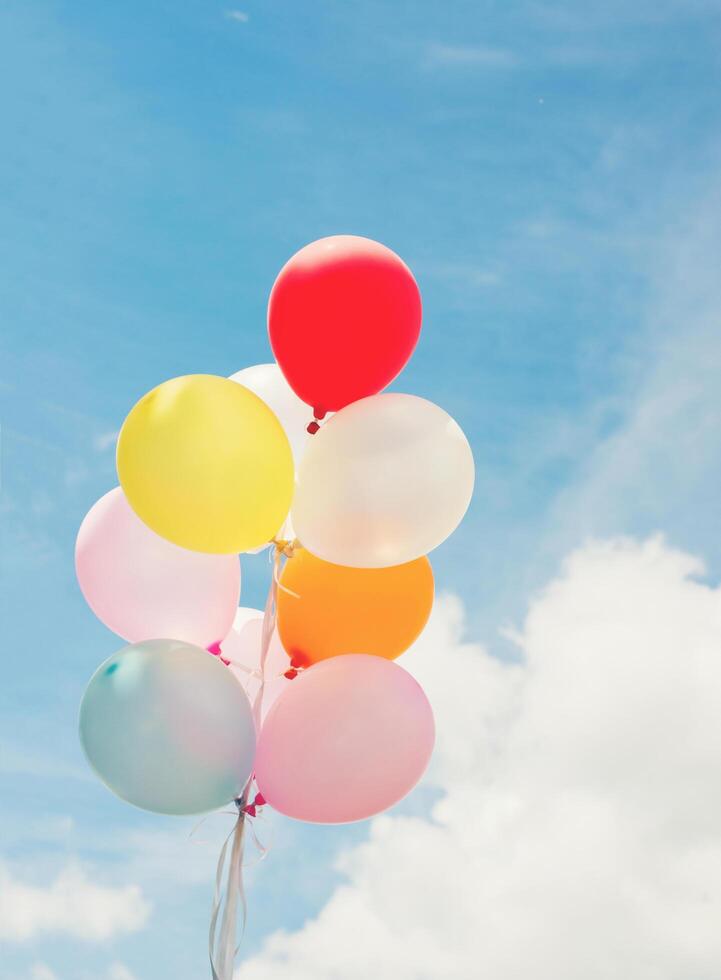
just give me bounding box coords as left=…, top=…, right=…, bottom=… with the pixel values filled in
left=0, top=863, right=150, bottom=942
left=237, top=536, right=721, bottom=980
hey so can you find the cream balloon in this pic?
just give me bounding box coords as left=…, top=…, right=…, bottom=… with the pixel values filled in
left=229, top=363, right=311, bottom=465
left=292, top=393, right=474, bottom=567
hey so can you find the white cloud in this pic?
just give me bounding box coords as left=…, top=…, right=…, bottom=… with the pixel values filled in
left=226, top=10, right=249, bottom=23
left=237, top=536, right=721, bottom=979
left=0, top=863, right=151, bottom=942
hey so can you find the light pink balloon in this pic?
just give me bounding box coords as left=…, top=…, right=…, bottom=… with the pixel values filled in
left=254, top=654, right=435, bottom=823
left=222, top=607, right=291, bottom=724
left=76, top=488, right=241, bottom=647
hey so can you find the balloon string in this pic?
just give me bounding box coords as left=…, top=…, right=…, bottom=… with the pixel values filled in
left=208, top=538, right=292, bottom=980
left=270, top=537, right=301, bottom=601
left=209, top=796, right=248, bottom=980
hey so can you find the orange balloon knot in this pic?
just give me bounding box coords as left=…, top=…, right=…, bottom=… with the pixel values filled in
left=207, top=642, right=231, bottom=667
left=283, top=668, right=299, bottom=680
left=306, top=420, right=320, bottom=435
left=272, top=537, right=297, bottom=559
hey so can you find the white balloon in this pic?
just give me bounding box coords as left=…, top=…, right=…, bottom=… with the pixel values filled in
left=221, top=607, right=290, bottom=722
left=292, top=394, right=474, bottom=567
left=230, top=363, right=311, bottom=465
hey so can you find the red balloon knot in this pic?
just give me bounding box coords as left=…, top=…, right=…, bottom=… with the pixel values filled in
left=313, top=407, right=327, bottom=420
left=241, top=792, right=266, bottom=818
left=306, top=421, right=320, bottom=435
left=284, top=668, right=299, bottom=680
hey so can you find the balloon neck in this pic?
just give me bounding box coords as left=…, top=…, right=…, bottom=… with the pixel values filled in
left=207, top=642, right=231, bottom=667
left=306, top=407, right=326, bottom=434
left=282, top=649, right=309, bottom=678
left=272, top=537, right=297, bottom=559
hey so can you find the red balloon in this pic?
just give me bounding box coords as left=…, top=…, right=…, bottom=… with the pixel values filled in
left=268, top=236, right=422, bottom=414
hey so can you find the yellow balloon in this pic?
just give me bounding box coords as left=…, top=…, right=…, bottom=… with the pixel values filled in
left=117, top=374, right=294, bottom=554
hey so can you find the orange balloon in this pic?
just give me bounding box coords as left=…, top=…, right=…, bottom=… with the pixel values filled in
left=277, top=548, right=434, bottom=666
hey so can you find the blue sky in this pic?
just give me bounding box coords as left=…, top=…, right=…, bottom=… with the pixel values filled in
left=2, top=1, right=721, bottom=978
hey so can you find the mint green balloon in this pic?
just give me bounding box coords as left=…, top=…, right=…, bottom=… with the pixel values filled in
left=79, top=639, right=256, bottom=815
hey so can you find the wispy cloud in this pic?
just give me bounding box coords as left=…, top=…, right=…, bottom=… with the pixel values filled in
left=29, top=962, right=137, bottom=980
left=0, top=862, right=151, bottom=942
left=107, top=964, right=138, bottom=980
left=92, top=430, right=118, bottom=453
left=30, top=965, right=58, bottom=980
left=424, top=262, right=502, bottom=290
left=0, top=739, right=91, bottom=783
left=424, top=43, right=519, bottom=69
left=226, top=9, right=249, bottom=23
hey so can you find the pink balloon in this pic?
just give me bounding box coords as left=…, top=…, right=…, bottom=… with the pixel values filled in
left=254, top=654, right=434, bottom=823
left=76, top=488, right=241, bottom=647
left=221, top=607, right=291, bottom=724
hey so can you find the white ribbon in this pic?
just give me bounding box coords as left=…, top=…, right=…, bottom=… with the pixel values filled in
left=208, top=540, right=292, bottom=980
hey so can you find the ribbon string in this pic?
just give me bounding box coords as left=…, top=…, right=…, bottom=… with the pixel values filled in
left=209, top=797, right=248, bottom=980
left=209, top=538, right=294, bottom=980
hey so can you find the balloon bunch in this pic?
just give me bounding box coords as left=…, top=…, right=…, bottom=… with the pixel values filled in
left=75, top=235, right=474, bottom=974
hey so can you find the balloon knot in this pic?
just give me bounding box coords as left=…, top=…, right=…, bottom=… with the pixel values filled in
left=306, top=420, right=320, bottom=435
left=313, top=407, right=327, bottom=420
left=240, top=792, right=266, bottom=818
left=283, top=668, right=299, bottom=680
left=207, top=642, right=232, bottom=667
left=272, top=537, right=297, bottom=559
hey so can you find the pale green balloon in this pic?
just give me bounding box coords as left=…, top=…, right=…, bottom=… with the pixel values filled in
left=79, top=639, right=256, bottom=815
